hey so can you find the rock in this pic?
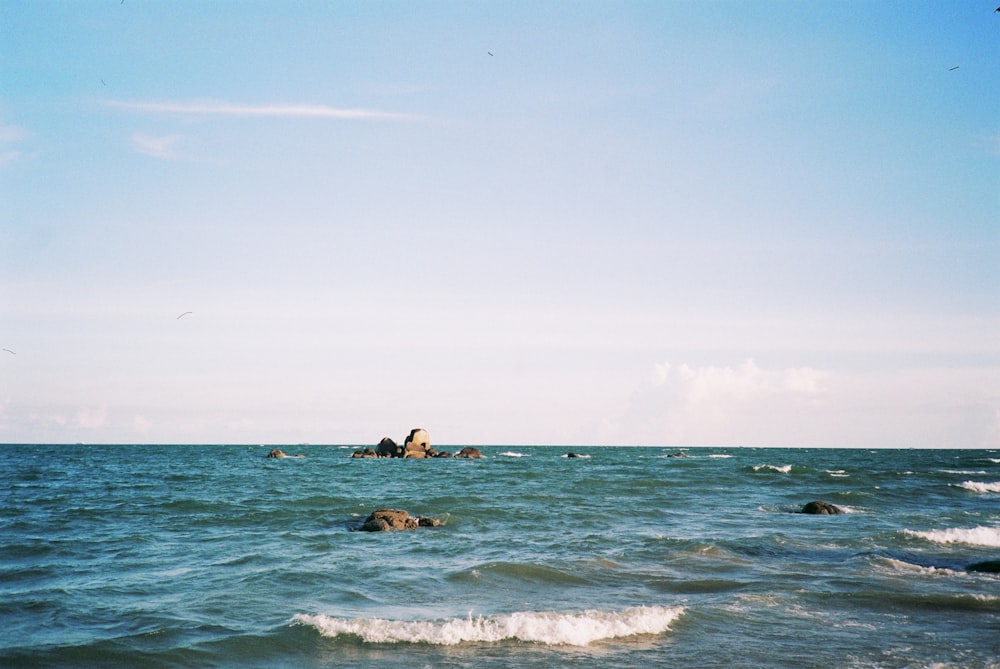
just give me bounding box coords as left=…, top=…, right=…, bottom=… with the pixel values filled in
left=351, top=448, right=378, bottom=459
left=566, top=452, right=582, bottom=458
left=800, top=500, right=843, bottom=515
left=454, top=447, right=484, bottom=459
left=403, top=428, right=431, bottom=458
left=434, top=451, right=453, bottom=458
left=667, top=451, right=687, bottom=458
left=375, top=437, right=401, bottom=458
left=966, top=560, right=1000, bottom=574
left=267, top=449, right=287, bottom=458
left=357, top=509, right=442, bottom=532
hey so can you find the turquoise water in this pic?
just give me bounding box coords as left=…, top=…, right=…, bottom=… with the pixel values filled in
left=2, top=445, right=998, bottom=668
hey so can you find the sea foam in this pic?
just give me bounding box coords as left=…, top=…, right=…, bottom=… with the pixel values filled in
left=904, top=526, right=1000, bottom=548
left=753, top=464, right=792, bottom=474
left=292, top=605, right=684, bottom=646
left=499, top=451, right=530, bottom=458
left=957, top=481, right=1000, bottom=493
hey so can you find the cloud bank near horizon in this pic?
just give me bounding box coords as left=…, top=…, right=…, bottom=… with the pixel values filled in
left=101, top=99, right=421, bottom=122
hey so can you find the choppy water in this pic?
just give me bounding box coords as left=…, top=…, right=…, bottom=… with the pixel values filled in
left=2, top=445, right=998, bottom=668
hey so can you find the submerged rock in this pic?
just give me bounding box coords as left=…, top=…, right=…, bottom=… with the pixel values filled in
left=800, top=500, right=843, bottom=515
left=454, top=447, right=484, bottom=459
left=266, top=449, right=287, bottom=458
left=356, top=509, right=442, bottom=532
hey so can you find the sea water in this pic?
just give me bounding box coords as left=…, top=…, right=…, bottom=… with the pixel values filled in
left=1, top=445, right=998, bottom=668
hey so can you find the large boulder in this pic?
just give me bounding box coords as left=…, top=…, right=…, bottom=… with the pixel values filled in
left=800, top=500, right=843, bottom=515
left=375, top=437, right=401, bottom=458
left=455, top=447, right=484, bottom=459
left=403, top=428, right=431, bottom=458
left=357, top=509, right=442, bottom=532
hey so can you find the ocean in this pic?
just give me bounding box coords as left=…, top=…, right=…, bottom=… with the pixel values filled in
left=2, top=445, right=998, bottom=668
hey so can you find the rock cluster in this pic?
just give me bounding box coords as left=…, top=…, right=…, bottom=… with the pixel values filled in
left=356, top=509, right=442, bottom=532
left=350, top=429, right=483, bottom=459
left=266, top=449, right=305, bottom=459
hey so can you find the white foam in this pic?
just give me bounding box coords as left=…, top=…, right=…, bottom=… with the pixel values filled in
left=753, top=464, right=791, bottom=474
left=709, top=454, right=733, bottom=459
left=879, top=557, right=961, bottom=577
left=957, top=481, right=1000, bottom=493
left=904, top=526, right=1000, bottom=548
left=293, top=605, right=684, bottom=646
left=990, top=458, right=1000, bottom=464
left=498, top=451, right=530, bottom=458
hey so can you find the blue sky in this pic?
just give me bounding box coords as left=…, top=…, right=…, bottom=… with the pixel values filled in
left=1, top=1, right=997, bottom=447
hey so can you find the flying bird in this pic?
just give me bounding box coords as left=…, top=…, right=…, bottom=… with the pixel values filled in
left=176, top=311, right=193, bottom=320
left=488, top=51, right=494, bottom=56
left=2, top=348, right=15, bottom=355
left=949, top=66, right=959, bottom=71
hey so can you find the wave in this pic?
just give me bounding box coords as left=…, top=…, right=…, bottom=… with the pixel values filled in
left=292, top=605, right=684, bottom=646
left=498, top=451, right=530, bottom=458
left=709, top=454, right=733, bottom=458
left=957, top=481, right=1000, bottom=493
left=753, top=464, right=791, bottom=474
left=876, top=557, right=963, bottom=577
left=903, top=526, right=1000, bottom=547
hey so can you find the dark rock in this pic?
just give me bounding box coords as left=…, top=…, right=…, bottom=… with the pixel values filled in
left=966, top=560, right=1000, bottom=573
left=800, top=500, right=843, bottom=515
left=566, top=452, right=582, bottom=458
left=434, top=451, right=453, bottom=458
left=357, top=509, right=441, bottom=532
left=375, top=437, right=401, bottom=458
left=667, top=451, right=687, bottom=458
left=267, top=449, right=287, bottom=458
left=455, top=447, right=484, bottom=459
left=352, top=448, right=378, bottom=459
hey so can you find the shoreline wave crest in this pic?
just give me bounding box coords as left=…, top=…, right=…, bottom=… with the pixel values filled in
left=292, top=605, right=684, bottom=646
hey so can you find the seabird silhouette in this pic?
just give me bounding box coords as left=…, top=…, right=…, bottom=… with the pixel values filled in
left=2, top=348, right=15, bottom=355
left=488, top=51, right=494, bottom=56
left=177, top=311, right=193, bottom=320
left=949, top=66, right=959, bottom=71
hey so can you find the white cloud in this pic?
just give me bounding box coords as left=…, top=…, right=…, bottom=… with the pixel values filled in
left=104, top=99, right=419, bottom=122
left=617, top=359, right=1000, bottom=448
left=131, top=132, right=182, bottom=159
left=74, top=405, right=109, bottom=430
left=0, top=120, right=29, bottom=166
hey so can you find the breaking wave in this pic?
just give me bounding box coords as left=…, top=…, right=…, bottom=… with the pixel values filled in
left=753, top=464, right=792, bottom=474
left=903, top=526, right=1000, bottom=547
left=499, top=451, right=530, bottom=458
left=957, top=481, right=1000, bottom=493
left=292, top=605, right=684, bottom=646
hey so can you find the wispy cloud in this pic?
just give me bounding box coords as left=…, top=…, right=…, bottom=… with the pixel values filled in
left=131, top=132, right=183, bottom=159
left=103, top=99, right=419, bottom=122
left=0, top=120, right=29, bottom=166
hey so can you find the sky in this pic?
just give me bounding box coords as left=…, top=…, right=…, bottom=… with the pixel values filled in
left=0, top=1, right=997, bottom=447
